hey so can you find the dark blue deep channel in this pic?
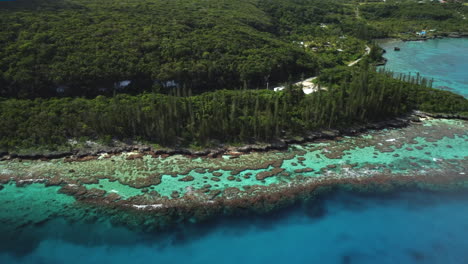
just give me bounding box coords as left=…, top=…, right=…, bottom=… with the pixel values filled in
left=2, top=190, right=468, bottom=264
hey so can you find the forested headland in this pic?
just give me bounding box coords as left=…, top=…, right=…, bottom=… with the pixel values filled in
left=0, top=0, right=467, bottom=152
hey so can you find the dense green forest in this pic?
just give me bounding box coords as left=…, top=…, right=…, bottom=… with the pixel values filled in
left=359, top=0, right=468, bottom=35
left=0, top=0, right=343, bottom=97
left=0, top=0, right=466, bottom=97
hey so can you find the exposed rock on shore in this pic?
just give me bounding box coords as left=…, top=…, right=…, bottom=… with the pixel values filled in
left=0, top=113, right=427, bottom=162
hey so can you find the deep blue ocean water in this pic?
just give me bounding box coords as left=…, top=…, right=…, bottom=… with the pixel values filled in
left=378, top=38, right=468, bottom=97
left=2, top=190, right=468, bottom=264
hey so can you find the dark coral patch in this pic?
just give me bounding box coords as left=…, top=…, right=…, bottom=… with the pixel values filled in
left=294, top=168, right=314, bottom=174
left=179, top=176, right=195, bottom=182
left=105, top=192, right=122, bottom=202
left=194, top=168, right=206, bottom=173
left=256, top=168, right=285, bottom=180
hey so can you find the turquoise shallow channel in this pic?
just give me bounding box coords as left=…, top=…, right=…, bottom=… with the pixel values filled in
left=377, top=38, right=468, bottom=97
left=0, top=118, right=467, bottom=263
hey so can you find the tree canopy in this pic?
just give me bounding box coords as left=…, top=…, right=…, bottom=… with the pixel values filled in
left=1, top=0, right=466, bottom=97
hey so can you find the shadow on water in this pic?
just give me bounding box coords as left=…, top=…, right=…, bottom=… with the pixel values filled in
left=2, top=187, right=468, bottom=259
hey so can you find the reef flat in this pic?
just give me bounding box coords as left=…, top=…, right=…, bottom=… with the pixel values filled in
left=0, top=118, right=467, bottom=231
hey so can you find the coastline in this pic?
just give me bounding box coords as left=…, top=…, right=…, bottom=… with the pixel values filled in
left=376, top=32, right=468, bottom=43
left=1, top=116, right=467, bottom=231
left=0, top=115, right=413, bottom=161
left=1, top=111, right=465, bottom=162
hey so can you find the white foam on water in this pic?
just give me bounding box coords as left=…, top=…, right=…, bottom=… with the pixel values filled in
left=132, top=204, right=164, bottom=210
left=18, top=179, right=46, bottom=183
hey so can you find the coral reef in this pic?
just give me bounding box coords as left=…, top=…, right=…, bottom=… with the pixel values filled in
left=0, top=118, right=466, bottom=231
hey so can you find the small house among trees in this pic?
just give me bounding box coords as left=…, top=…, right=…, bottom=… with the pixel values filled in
left=114, top=80, right=132, bottom=90
left=162, top=80, right=179, bottom=88
left=55, top=85, right=69, bottom=94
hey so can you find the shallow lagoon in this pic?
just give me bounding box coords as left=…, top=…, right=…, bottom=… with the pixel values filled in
left=378, top=38, right=468, bottom=97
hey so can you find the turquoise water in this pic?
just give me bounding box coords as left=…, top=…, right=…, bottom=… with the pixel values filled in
left=0, top=119, right=467, bottom=263
left=378, top=38, right=468, bottom=97
left=2, top=119, right=466, bottom=202
left=1, top=190, right=468, bottom=264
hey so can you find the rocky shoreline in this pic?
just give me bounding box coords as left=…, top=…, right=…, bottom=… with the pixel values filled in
left=400, top=32, right=468, bottom=42
left=0, top=113, right=421, bottom=162
left=376, top=34, right=468, bottom=45
left=1, top=111, right=465, bottom=162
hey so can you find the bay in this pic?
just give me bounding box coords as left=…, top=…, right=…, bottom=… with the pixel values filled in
left=377, top=38, right=468, bottom=97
